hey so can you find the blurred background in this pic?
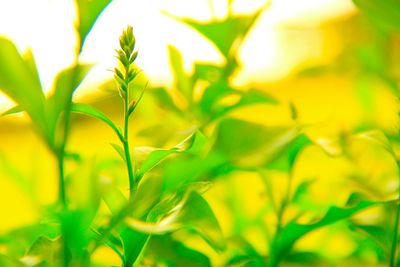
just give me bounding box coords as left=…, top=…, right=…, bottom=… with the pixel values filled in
left=0, top=0, right=399, bottom=266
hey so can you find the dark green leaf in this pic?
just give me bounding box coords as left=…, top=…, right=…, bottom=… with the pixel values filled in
left=120, top=228, right=149, bottom=267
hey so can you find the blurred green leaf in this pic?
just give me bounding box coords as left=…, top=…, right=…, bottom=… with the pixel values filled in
left=214, top=119, right=300, bottom=167
left=120, top=228, right=149, bottom=267
left=71, top=103, right=123, bottom=141
left=0, top=105, right=22, bottom=117
left=75, top=0, right=112, bottom=49
left=168, top=45, right=193, bottom=103
left=200, top=82, right=236, bottom=114
left=110, top=143, right=126, bottom=162
left=60, top=210, right=93, bottom=265
left=0, top=37, right=47, bottom=137
left=353, top=0, right=400, bottom=32
left=136, top=131, right=207, bottom=179
left=173, top=8, right=265, bottom=58
left=146, top=235, right=211, bottom=267
left=47, top=64, right=92, bottom=146
left=126, top=191, right=226, bottom=252
left=211, top=89, right=278, bottom=120
left=268, top=198, right=392, bottom=266
left=0, top=255, right=25, bottom=267
left=131, top=175, right=163, bottom=219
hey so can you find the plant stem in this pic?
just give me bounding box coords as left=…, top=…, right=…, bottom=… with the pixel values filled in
left=123, top=82, right=135, bottom=197
left=58, top=153, right=67, bottom=208
left=390, top=161, right=400, bottom=267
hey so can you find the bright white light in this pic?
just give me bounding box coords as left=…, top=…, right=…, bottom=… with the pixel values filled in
left=0, top=0, right=356, bottom=111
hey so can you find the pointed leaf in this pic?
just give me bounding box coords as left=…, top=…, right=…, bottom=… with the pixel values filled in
left=126, top=191, right=226, bottom=252
left=75, top=0, right=112, bottom=49
left=0, top=37, right=47, bottom=136
left=269, top=199, right=393, bottom=266
left=136, top=131, right=207, bottom=178
left=71, top=103, right=123, bottom=141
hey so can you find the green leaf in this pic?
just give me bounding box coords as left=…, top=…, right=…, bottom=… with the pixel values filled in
left=60, top=210, right=93, bottom=265
left=131, top=174, right=164, bottom=219
left=268, top=198, right=393, bottom=266
left=103, top=187, right=128, bottom=215
left=1, top=105, right=22, bottom=117
left=127, top=82, right=147, bottom=116
left=352, top=130, right=396, bottom=158
left=200, top=82, right=236, bottom=114
left=150, top=87, right=183, bottom=115
left=136, top=131, right=207, bottom=178
left=110, top=143, right=126, bottom=162
left=71, top=103, right=123, bottom=142
left=168, top=45, right=193, bottom=103
left=146, top=235, right=211, bottom=267
left=0, top=255, right=25, bottom=267
left=126, top=191, right=226, bottom=252
left=0, top=37, right=47, bottom=136
left=75, top=0, right=112, bottom=49
left=47, top=64, right=92, bottom=145
left=214, top=119, right=300, bottom=168
left=211, top=89, right=278, bottom=120
left=120, top=228, right=149, bottom=267
left=173, top=7, right=266, bottom=58
left=353, top=0, right=400, bottom=32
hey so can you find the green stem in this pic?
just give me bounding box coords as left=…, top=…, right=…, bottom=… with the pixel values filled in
left=58, top=153, right=67, bottom=208
left=123, top=81, right=135, bottom=197
left=390, top=161, right=400, bottom=267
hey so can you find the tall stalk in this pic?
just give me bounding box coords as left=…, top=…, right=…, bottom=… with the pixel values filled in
left=114, top=26, right=139, bottom=196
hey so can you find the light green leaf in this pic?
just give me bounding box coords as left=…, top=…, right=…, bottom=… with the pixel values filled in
left=0, top=255, right=25, bottom=267
left=168, top=45, right=193, bottom=103
left=110, top=143, right=126, bottom=162
left=200, top=82, right=236, bottom=114
left=146, top=235, right=211, bottom=267
left=1, top=106, right=22, bottom=117
left=353, top=0, right=400, bottom=31
left=126, top=191, right=226, bottom=252
left=71, top=103, right=123, bottom=142
left=214, top=119, right=300, bottom=168
left=0, top=37, right=47, bottom=137
left=173, top=6, right=266, bottom=58
left=136, top=131, right=207, bottom=178
left=268, top=198, right=392, bottom=266
left=211, top=89, right=278, bottom=120
left=47, top=64, right=92, bottom=144
left=75, top=0, right=112, bottom=49
left=103, top=187, right=128, bottom=215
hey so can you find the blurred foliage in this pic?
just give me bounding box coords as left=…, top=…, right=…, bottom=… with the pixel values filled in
left=0, top=0, right=400, bottom=266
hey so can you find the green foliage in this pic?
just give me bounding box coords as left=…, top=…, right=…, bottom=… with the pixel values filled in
left=1, top=1, right=400, bottom=266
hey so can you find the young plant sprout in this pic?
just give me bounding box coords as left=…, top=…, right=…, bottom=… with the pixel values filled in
left=114, top=25, right=141, bottom=196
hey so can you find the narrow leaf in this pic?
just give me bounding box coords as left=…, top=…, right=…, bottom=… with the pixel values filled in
left=71, top=103, right=124, bottom=142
